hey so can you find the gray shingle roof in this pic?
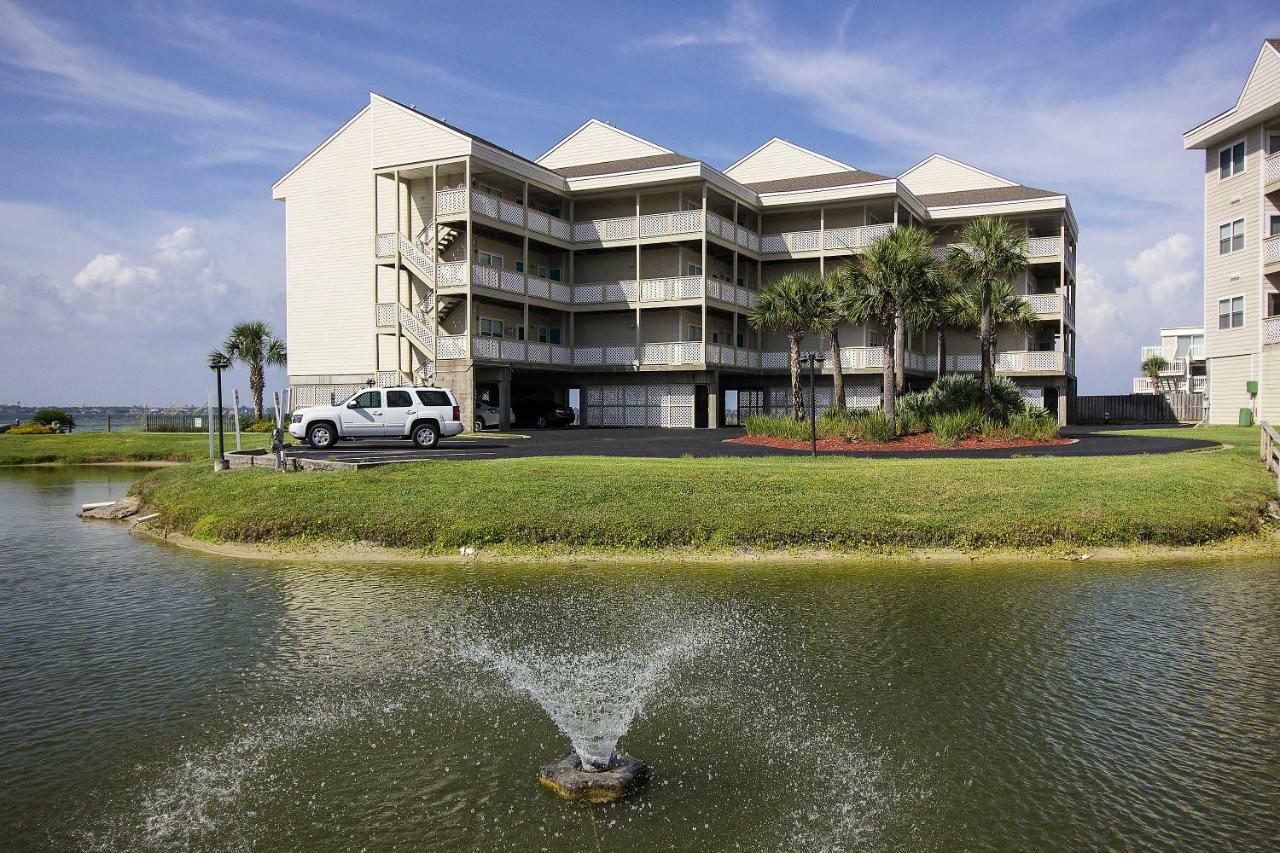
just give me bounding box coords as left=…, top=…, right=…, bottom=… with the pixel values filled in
left=552, top=153, right=698, bottom=177
left=744, top=169, right=892, bottom=193
left=916, top=185, right=1062, bottom=207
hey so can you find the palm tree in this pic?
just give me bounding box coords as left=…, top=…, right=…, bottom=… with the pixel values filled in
left=212, top=321, right=288, bottom=420
left=1142, top=355, right=1170, bottom=395
left=841, top=227, right=935, bottom=427
left=906, top=261, right=970, bottom=380
left=749, top=273, right=825, bottom=419
left=946, top=218, right=1029, bottom=412
left=814, top=270, right=852, bottom=411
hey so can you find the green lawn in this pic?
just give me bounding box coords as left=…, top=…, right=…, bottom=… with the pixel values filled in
left=129, top=426, right=1277, bottom=553
left=0, top=431, right=272, bottom=465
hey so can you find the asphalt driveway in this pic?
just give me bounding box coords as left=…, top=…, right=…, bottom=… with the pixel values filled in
left=284, top=425, right=1218, bottom=466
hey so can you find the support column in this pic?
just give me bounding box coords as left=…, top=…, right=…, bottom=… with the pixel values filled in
left=635, top=192, right=642, bottom=368
left=464, top=158, right=472, bottom=360
left=819, top=206, right=825, bottom=276
left=701, top=184, right=708, bottom=365
left=373, top=171, right=380, bottom=376
left=394, top=169, right=403, bottom=379
left=498, top=367, right=512, bottom=431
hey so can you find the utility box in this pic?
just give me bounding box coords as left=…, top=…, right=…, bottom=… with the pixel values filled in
left=1246, top=380, right=1259, bottom=395
left=1239, top=408, right=1254, bottom=426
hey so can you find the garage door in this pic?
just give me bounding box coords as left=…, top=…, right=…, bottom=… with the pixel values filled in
left=581, top=384, right=695, bottom=428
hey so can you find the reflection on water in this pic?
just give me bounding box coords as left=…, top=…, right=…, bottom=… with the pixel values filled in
left=0, top=468, right=1278, bottom=851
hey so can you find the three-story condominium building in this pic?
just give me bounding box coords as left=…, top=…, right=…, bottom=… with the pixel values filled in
left=1132, top=326, right=1206, bottom=394
left=1184, top=39, right=1280, bottom=424
left=273, top=93, right=1079, bottom=429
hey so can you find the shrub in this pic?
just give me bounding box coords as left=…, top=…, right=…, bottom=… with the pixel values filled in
left=909, top=374, right=1029, bottom=422
left=31, top=407, right=75, bottom=429
left=855, top=409, right=899, bottom=443
left=816, top=409, right=858, bottom=439
left=1007, top=409, right=1060, bottom=441
left=978, top=415, right=1006, bottom=440
left=743, top=414, right=810, bottom=441
left=9, top=422, right=57, bottom=435
left=928, top=406, right=984, bottom=447
left=243, top=419, right=277, bottom=433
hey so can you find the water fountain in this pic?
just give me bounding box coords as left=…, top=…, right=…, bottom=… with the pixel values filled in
left=456, top=615, right=716, bottom=803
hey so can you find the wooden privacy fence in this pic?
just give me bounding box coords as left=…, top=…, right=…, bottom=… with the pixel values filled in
left=1261, top=422, right=1280, bottom=492
left=1073, top=393, right=1204, bottom=424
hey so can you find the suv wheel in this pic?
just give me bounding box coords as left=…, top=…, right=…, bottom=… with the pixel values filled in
left=535, top=415, right=548, bottom=429
left=412, top=422, right=440, bottom=449
left=473, top=418, right=485, bottom=433
left=306, top=423, right=336, bottom=449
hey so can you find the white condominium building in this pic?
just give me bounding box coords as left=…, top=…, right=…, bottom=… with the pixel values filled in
left=1184, top=38, right=1280, bottom=424
left=273, top=93, right=1079, bottom=429
left=1132, top=326, right=1206, bottom=394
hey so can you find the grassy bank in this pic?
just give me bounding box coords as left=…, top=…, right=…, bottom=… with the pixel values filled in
left=0, top=431, right=272, bottom=465
left=130, top=426, right=1275, bottom=554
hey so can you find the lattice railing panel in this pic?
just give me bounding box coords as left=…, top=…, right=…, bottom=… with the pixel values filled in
left=437, top=336, right=466, bottom=359
left=435, top=188, right=466, bottom=216
left=375, top=303, right=397, bottom=327
left=1025, top=236, right=1062, bottom=258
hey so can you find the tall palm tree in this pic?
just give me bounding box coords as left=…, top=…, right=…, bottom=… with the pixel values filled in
left=814, top=270, right=852, bottom=411
left=946, top=218, right=1029, bottom=412
left=906, top=261, right=970, bottom=380
left=842, top=227, right=935, bottom=427
left=749, top=272, right=825, bottom=419
left=212, top=321, right=288, bottom=420
left=947, top=280, right=1041, bottom=374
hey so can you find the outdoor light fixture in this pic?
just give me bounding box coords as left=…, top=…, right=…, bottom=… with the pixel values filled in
left=207, top=352, right=231, bottom=469
left=804, top=352, right=826, bottom=457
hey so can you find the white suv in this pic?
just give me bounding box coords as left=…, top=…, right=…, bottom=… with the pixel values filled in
left=289, top=386, right=464, bottom=450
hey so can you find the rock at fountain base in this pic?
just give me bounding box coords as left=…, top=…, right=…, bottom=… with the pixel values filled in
left=538, top=754, right=650, bottom=804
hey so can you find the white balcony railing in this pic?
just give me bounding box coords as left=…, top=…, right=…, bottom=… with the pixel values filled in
left=1264, top=234, right=1280, bottom=266
left=994, top=350, right=1068, bottom=373
left=641, top=341, right=704, bottom=366
left=1023, top=293, right=1064, bottom=315
left=932, top=237, right=1063, bottom=262
left=705, top=278, right=759, bottom=309
left=439, top=337, right=709, bottom=367
left=1133, top=377, right=1155, bottom=394
left=435, top=188, right=466, bottom=216
left=825, top=223, right=895, bottom=252
left=706, top=211, right=762, bottom=253
left=1266, top=151, right=1280, bottom=186
left=1190, top=376, right=1206, bottom=393
left=572, top=276, right=703, bottom=306
left=1266, top=316, right=1280, bottom=346
left=526, top=207, right=572, bottom=242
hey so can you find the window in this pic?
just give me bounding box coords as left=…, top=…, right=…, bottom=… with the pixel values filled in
left=516, top=325, right=525, bottom=341
left=688, top=263, right=703, bottom=276
left=1219, top=140, right=1246, bottom=179
left=385, top=390, right=413, bottom=408
left=416, top=390, right=451, bottom=407
left=1218, top=296, right=1245, bottom=330
left=1269, top=133, right=1280, bottom=155
left=353, top=390, right=380, bottom=408
left=688, top=324, right=702, bottom=341
left=514, top=260, right=524, bottom=273
left=711, top=331, right=720, bottom=344
left=736, top=276, right=746, bottom=288
left=548, top=268, right=562, bottom=282
left=736, top=333, right=745, bottom=348
left=1271, top=215, right=1280, bottom=237
left=477, top=251, right=503, bottom=268
left=1268, top=292, right=1280, bottom=319
left=1219, top=219, right=1245, bottom=254
left=549, top=327, right=562, bottom=345
left=479, top=317, right=503, bottom=337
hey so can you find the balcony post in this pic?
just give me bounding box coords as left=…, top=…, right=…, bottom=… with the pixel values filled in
left=819, top=206, right=825, bottom=276
left=372, top=170, right=380, bottom=376
left=394, top=169, right=404, bottom=378
left=701, top=183, right=708, bottom=364
left=431, top=163, right=440, bottom=365
left=464, top=157, right=472, bottom=360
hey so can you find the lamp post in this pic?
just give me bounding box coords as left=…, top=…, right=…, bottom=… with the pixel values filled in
left=804, top=351, right=826, bottom=457
left=208, top=352, right=231, bottom=470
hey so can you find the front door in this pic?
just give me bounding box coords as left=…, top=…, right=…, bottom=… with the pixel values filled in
left=694, top=385, right=709, bottom=428
left=382, top=389, right=414, bottom=436
left=341, top=389, right=383, bottom=435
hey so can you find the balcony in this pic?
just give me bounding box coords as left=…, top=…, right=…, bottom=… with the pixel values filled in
left=437, top=337, right=709, bottom=368
left=706, top=212, right=761, bottom=253
left=1022, top=292, right=1073, bottom=323
left=760, top=223, right=894, bottom=256
left=1266, top=151, right=1280, bottom=191
left=571, top=275, right=701, bottom=306
left=1266, top=316, right=1280, bottom=346
left=933, top=236, right=1065, bottom=263
left=435, top=188, right=573, bottom=242
left=572, top=210, right=703, bottom=244
left=1265, top=234, right=1280, bottom=270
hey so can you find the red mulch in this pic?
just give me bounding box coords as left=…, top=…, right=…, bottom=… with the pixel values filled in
left=729, top=432, right=1073, bottom=453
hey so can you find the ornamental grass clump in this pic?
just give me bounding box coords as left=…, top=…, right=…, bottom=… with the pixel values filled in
left=854, top=409, right=898, bottom=443
left=928, top=406, right=985, bottom=447
left=743, top=415, right=811, bottom=441
left=1007, top=409, right=1060, bottom=441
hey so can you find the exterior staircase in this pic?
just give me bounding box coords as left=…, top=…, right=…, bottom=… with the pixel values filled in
left=382, top=218, right=464, bottom=383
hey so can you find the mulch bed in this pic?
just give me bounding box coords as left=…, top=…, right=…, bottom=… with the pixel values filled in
left=728, top=433, right=1073, bottom=453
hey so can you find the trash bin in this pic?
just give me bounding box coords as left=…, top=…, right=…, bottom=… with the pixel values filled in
left=1239, top=408, right=1254, bottom=427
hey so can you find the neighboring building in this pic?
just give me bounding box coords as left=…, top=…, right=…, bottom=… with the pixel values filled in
left=273, top=93, right=1079, bottom=429
left=1183, top=39, right=1280, bottom=424
left=1132, top=326, right=1206, bottom=394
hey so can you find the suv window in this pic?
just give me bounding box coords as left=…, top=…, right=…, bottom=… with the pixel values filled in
left=385, top=390, right=413, bottom=408
left=353, top=390, right=381, bottom=408
left=416, top=390, right=451, bottom=407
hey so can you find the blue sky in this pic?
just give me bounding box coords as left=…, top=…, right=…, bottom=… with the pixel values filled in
left=1, top=0, right=1277, bottom=405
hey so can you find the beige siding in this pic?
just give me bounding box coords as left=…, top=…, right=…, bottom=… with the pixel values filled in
left=538, top=120, right=667, bottom=169
left=1237, top=48, right=1280, bottom=118
left=282, top=109, right=375, bottom=378
left=574, top=312, right=634, bottom=345
left=369, top=97, right=470, bottom=170
left=1262, top=348, right=1280, bottom=423
left=726, top=139, right=848, bottom=184
left=900, top=155, right=1013, bottom=195
left=1207, top=353, right=1257, bottom=423
left=1203, top=124, right=1263, bottom=361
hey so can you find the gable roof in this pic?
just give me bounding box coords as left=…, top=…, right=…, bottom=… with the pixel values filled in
left=899, top=153, right=1017, bottom=194
left=1184, top=39, right=1280, bottom=148
left=743, top=169, right=892, bottom=193
left=536, top=118, right=672, bottom=168
left=915, top=185, right=1062, bottom=207
left=552, top=153, right=697, bottom=177
left=371, top=92, right=545, bottom=170
left=725, top=137, right=858, bottom=184
left=272, top=104, right=370, bottom=192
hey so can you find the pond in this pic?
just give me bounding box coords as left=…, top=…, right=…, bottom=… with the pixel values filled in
left=1, top=468, right=1278, bottom=850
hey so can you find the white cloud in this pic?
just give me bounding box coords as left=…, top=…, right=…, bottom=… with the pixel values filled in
left=71, top=254, right=159, bottom=291
left=1122, top=233, right=1198, bottom=302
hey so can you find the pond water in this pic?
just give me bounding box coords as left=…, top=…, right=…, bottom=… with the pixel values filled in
left=1, top=468, right=1278, bottom=851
